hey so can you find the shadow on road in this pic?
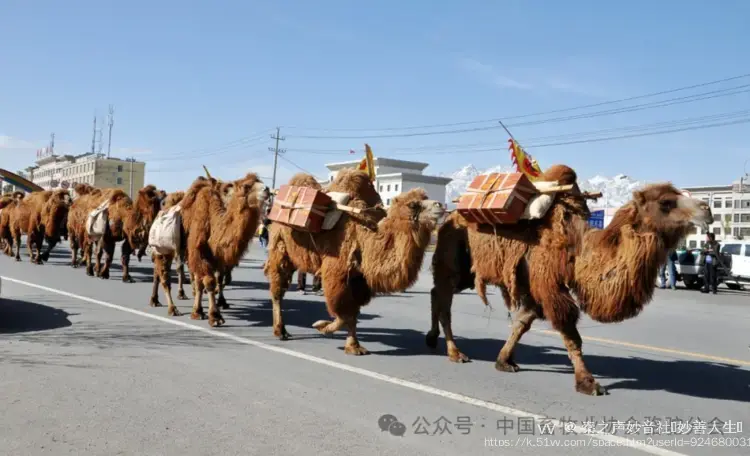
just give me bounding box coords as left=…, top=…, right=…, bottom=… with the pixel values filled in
left=0, top=298, right=73, bottom=334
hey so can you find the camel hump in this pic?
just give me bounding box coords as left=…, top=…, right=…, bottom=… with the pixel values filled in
left=542, top=165, right=578, bottom=185
left=288, top=173, right=322, bottom=190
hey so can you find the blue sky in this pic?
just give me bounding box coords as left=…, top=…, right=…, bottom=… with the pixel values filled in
left=2, top=0, right=749, bottom=193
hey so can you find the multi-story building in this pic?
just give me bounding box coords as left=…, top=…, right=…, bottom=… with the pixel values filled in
left=324, top=157, right=452, bottom=207
left=680, top=180, right=750, bottom=249
left=26, top=152, right=146, bottom=198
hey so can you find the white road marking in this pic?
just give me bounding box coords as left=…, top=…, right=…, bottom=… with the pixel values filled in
left=2, top=275, right=687, bottom=456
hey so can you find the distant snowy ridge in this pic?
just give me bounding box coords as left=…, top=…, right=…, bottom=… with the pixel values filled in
left=441, top=164, right=645, bottom=209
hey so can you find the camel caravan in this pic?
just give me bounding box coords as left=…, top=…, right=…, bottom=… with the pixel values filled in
left=0, top=142, right=714, bottom=396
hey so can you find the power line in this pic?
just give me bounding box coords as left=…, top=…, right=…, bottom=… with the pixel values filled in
left=277, top=154, right=321, bottom=179
left=279, top=72, right=750, bottom=132
left=283, top=110, right=750, bottom=156
left=150, top=132, right=273, bottom=162
left=284, top=85, right=750, bottom=139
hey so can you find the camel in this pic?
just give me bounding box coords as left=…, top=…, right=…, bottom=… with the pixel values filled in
left=157, top=173, right=268, bottom=326
left=427, top=164, right=713, bottom=396
left=67, top=183, right=104, bottom=269
left=7, top=189, right=71, bottom=263
left=0, top=191, right=25, bottom=256
left=149, top=190, right=190, bottom=316
left=263, top=169, right=445, bottom=355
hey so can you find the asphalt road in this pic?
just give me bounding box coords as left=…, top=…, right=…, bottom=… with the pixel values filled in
left=1, top=240, right=749, bottom=456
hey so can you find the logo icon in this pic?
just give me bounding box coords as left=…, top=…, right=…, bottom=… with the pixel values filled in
left=378, top=414, right=406, bottom=437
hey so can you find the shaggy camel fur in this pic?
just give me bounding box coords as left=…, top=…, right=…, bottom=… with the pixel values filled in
left=0, top=191, right=25, bottom=256
left=169, top=173, right=268, bottom=326
left=264, top=169, right=445, bottom=355
left=428, top=164, right=713, bottom=396
left=149, top=190, right=190, bottom=316
left=66, top=183, right=104, bottom=269
left=7, top=189, right=71, bottom=263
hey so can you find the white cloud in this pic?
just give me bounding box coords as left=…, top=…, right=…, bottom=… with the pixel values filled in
left=0, top=134, right=38, bottom=150
left=457, top=57, right=609, bottom=98
left=458, top=58, right=533, bottom=90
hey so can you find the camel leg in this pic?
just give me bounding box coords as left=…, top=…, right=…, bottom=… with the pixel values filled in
left=190, top=276, right=206, bottom=320
left=313, top=266, right=368, bottom=355
left=266, top=249, right=294, bottom=340
left=70, top=237, right=79, bottom=268
left=93, top=241, right=104, bottom=277
left=204, top=275, right=224, bottom=327
left=495, top=306, right=537, bottom=372
left=216, top=272, right=229, bottom=309
left=559, top=325, right=607, bottom=396
left=13, top=232, right=21, bottom=262
left=176, top=258, right=188, bottom=300
left=39, top=237, right=57, bottom=262
left=120, top=240, right=135, bottom=283
left=426, top=286, right=469, bottom=363
left=99, top=241, right=115, bottom=280
left=85, top=242, right=96, bottom=276
left=149, top=254, right=163, bottom=308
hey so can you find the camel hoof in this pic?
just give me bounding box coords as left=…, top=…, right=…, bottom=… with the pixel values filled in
left=208, top=313, right=225, bottom=327
left=123, top=276, right=135, bottom=284
left=177, top=291, right=188, bottom=300
left=495, top=360, right=520, bottom=372
left=190, top=311, right=206, bottom=320
left=312, top=320, right=332, bottom=332
left=273, top=325, right=291, bottom=340
left=100, top=271, right=110, bottom=280
left=86, top=270, right=94, bottom=276
left=149, top=298, right=162, bottom=308
left=576, top=377, right=608, bottom=396
left=449, top=350, right=470, bottom=363
left=168, top=306, right=183, bottom=317
left=425, top=331, right=439, bottom=349
left=344, top=344, right=370, bottom=356
left=15, top=257, right=21, bottom=262
left=218, top=297, right=229, bottom=309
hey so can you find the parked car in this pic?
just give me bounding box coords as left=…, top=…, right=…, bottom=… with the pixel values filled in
left=717, top=240, right=750, bottom=290
left=672, top=248, right=734, bottom=290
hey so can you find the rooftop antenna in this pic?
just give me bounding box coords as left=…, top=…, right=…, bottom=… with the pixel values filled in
left=49, top=133, right=55, bottom=154
left=96, top=117, right=104, bottom=155
left=91, top=114, right=97, bottom=154
left=107, top=105, right=114, bottom=158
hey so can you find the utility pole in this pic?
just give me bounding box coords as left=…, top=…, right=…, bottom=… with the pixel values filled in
left=107, top=105, right=114, bottom=158
left=49, top=133, right=55, bottom=154
left=268, top=127, right=286, bottom=190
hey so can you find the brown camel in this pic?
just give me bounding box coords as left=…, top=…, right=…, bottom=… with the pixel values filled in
left=7, top=189, right=71, bottom=263
left=67, top=183, right=104, bottom=269
left=0, top=191, right=25, bottom=256
left=264, top=169, right=445, bottom=355
left=155, top=173, right=268, bottom=326
left=428, top=164, right=713, bottom=396
left=149, top=190, right=190, bottom=316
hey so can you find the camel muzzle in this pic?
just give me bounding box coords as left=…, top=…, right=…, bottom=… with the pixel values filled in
left=421, top=200, right=445, bottom=220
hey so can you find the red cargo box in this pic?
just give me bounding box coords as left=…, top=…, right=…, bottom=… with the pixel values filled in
left=268, top=185, right=332, bottom=232
left=456, top=172, right=538, bottom=225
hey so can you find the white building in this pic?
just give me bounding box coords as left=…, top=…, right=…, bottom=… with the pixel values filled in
left=25, top=152, right=146, bottom=197
left=324, top=157, right=452, bottom=207
left=679, top=181, right=750, bottom=249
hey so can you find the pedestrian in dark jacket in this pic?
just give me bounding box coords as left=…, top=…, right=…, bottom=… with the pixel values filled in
left=701, top=233, right=721, bottom=294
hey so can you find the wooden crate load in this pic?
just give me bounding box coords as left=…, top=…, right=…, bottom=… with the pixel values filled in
left=267, top=185, right=360, bottom=233
left=455, top=172, right=574, bottom=226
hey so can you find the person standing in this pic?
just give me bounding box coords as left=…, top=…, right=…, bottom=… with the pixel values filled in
left=659, top=248, right=678, bottom=290
left=701, top=232, right=721, bottom=294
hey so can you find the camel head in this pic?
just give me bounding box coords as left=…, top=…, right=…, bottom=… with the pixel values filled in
left=136, top=185, right=164, bottom=223
left=234, top=172, right=270, bottom=209
left=43, top=189, right=71, bottom=239
left=388, top=188, right=445, bottom=229
left=630, top=183, right=713, bottom=236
